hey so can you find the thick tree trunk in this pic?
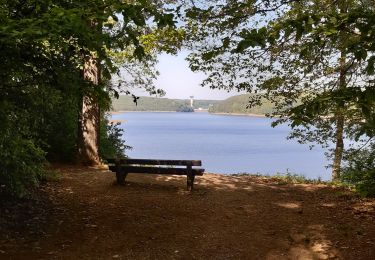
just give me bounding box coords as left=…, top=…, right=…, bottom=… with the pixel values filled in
left=332, top=51, right=346, bottom=180
left=77, top=57, right=100, bottom=165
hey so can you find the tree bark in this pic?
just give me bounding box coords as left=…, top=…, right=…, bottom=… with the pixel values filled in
left=77, top=57, right=100, bottom=165
left=332, top=1, right=350, bottom=180
left=332, top=112, right=344, bottom=180
left=332, top=51, right=346, bottom=180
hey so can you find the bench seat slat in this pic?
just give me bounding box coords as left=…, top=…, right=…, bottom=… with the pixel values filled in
left=106, top=158, right=202, bottom=166
left=108, top=165, right=204, bottom=176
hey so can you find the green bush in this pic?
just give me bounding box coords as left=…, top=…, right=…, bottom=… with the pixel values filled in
left=0, top=101, right=45, bottom=197
left=341, top=145, right=375, bottom=197
left=0, top=132, right=46, bottom=198
left=0, top=111, right=131, bottom=197
left=99, top=115, right=131, bottom=159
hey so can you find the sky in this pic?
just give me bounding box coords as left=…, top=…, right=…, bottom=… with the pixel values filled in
left=150, top=51, right=242, bottom=100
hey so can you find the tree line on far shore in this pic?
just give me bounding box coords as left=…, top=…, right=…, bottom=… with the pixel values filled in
left=111, top=95, right=219, bottom=112
left=111, top=94, right=275, bottom=115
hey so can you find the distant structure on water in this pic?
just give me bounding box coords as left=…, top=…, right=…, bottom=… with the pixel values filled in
left=189, top=96, right=194, bottom=108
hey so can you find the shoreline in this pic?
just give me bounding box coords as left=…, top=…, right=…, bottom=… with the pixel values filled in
left=210, top=112, right=267, bottom=118
left=110, top=110, right=176, bottom=114
left=108, top=119, right=127, bottom=123
left=109, top=110, right=267, bottom=117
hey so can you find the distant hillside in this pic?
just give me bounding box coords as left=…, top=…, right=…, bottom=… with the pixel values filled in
left=111, top=95, right=220, bottom=112
left=208, top=94, right=274, bottom=115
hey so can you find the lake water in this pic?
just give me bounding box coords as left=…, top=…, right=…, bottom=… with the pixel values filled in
left=111, top=112, right=330, bottom=180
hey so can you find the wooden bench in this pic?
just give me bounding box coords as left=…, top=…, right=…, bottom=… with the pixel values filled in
left=106, top=158, right=205, bottom=191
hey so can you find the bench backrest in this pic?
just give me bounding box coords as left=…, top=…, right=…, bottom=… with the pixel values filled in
left=106, top=158, right=202, bottom=167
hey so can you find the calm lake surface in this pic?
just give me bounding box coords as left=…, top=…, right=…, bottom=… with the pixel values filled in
left=112, top=112, right=330, bottom=180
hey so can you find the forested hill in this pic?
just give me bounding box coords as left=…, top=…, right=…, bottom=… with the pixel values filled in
left=111, top=95, right=220, bottom=111
left=208, top=94, right=274, bottom=115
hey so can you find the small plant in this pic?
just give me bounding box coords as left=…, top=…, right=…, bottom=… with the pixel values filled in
left=273, top=171, right=325, bottom=184
left=230, top=172, right=264, bottom=177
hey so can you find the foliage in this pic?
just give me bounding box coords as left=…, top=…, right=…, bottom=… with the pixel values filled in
left=108, top=9, right=185, bottom=98
left=0, top=0, right=181, bottom=196
left=184, top=0, right=375, bottom=179
left=341, top=143, right=375, bottom=197
left=0, top=106, right=46, bottom=197
left=0, top=136, right=46, bottom=198
left=99, top=115, right=131, bottom=159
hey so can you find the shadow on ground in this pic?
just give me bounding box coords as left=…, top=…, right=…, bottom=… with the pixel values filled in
left=0, top=165, right=374, bottom=259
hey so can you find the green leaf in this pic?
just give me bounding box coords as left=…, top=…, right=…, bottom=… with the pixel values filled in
left=366, top=56, right=375, bottom=75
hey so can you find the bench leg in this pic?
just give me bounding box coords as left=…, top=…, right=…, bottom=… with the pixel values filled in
left=116, top=170, right=128, bottom=185
left=187, top=173, right=195, bottom=191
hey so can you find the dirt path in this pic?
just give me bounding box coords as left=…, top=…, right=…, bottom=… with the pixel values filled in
left=1, top=165, right=375, bottom=259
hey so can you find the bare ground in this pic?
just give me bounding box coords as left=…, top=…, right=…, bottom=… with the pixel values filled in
left=1, top=165, right=375, bottom=259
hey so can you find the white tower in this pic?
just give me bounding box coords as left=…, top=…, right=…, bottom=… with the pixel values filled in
left=189, top=96, right=194, bottom=108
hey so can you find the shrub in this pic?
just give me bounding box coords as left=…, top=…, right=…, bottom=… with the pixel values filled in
left=341, top=144, right=375, bottom=197
left=0, top=133, right=46, bottom=198
left=99, top=115, right=131, bottom=159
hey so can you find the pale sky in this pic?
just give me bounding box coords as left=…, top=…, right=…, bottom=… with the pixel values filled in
left=152, top=51, right=242, bottom=100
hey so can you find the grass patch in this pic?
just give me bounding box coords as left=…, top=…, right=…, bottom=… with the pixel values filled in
left=231, top=171, right=329, bottom=185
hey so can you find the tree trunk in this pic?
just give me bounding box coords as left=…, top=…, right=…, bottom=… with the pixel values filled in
left=332, top=1, right=350, bottom=180
left=77, top=57, right=100, bottom=165
left=332, top=51, right=346, bottom=180
left=332, top=113, right=344, bottom=180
